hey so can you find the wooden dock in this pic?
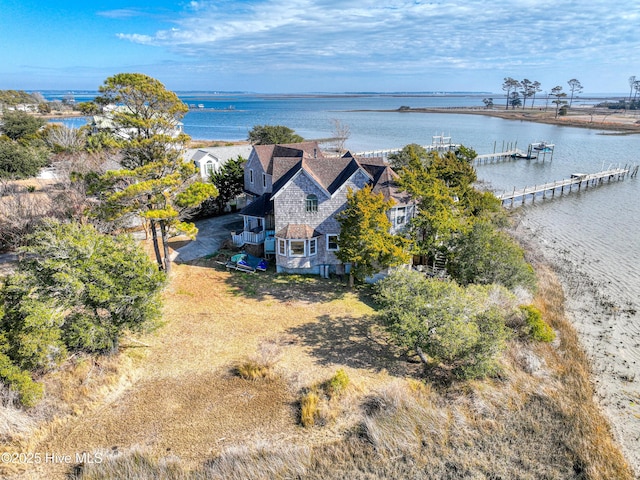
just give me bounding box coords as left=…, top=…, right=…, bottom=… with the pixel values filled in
left=498, top=165, right=638, bottom=206
left=474, top=141, right=555, bottom=165
left=474, top=149, right=523, bottom=164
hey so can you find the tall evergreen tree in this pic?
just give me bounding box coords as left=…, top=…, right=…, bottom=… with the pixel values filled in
left=89, top=74, right=217, bottom=273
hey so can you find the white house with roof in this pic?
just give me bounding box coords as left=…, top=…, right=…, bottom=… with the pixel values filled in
left=90, top=105, right=184, bottom=141
left=183, top=145, right=252, bottom=180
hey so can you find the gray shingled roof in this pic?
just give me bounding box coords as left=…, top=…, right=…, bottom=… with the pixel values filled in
left=254, top=142, right=322, bottom=174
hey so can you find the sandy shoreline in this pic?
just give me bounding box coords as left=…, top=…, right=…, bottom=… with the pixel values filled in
left=362, top=106, right=640, bottom=134
left=514, top=217, right=640, bottom=477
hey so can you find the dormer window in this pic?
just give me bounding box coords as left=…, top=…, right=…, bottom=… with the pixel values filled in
left=306, top=194, right=318, bottom=213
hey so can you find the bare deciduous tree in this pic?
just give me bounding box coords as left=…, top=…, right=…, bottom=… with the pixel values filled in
left=331, top=119, right=351, bottom=155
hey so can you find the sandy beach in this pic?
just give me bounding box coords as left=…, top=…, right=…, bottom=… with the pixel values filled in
left=513, top=217, right=640, bottom=477
left=393, top=105, right=640, bottom=135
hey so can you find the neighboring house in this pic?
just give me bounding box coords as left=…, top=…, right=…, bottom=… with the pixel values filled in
left=184, top=145, right=252, bottom=180
left=90, top=105, right=184, bottom=140
left=234, top=142, right=414, bottom=276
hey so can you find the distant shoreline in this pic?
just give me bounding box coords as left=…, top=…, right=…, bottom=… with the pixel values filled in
left=354, top=106, right=640, bottom=134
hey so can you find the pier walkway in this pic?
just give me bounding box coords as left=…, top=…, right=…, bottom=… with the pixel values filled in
left=497, top=166, right=638, bottom=206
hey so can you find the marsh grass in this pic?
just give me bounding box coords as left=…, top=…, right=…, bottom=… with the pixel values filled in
left=300, top=391, right=320, bottom=428
left=20, top=262, right=634, bottom=480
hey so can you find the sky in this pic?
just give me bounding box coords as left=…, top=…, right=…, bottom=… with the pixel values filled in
left=1, top=0, right=639, bottom=94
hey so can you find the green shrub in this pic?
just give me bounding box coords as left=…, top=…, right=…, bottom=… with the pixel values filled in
left=520, top=305, right=555, bottom=342
left=325, top=369, right=350, bottom=398
left=0, top=351, right=43, bottom=408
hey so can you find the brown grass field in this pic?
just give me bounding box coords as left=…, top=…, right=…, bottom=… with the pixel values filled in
left=1, top=254, right=635, bottom=479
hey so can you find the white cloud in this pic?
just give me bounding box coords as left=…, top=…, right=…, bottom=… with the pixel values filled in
left=112, top=0, right=640, bottom=91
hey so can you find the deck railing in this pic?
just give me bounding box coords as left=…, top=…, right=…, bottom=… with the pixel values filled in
left=232, top=230, right=266, bottom=246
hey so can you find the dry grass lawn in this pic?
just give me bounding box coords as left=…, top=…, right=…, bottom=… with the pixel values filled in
left=2, top=258, right=634, bottom=479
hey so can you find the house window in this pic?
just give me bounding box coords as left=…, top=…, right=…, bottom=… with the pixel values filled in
left=327, top=234, right=339, bottom=251
left=278, top=239, right=286, bottom=256
left=309, top=238, right=317, bottom=256
left=306, top=194, right=318, bottom=213
left=249, top=169, right=254, bottom=184
left=290, top=240, right=305, bottom=257
left=396, top=207, right=406, bottom=226
left=262, top=173, right=267, bottom=188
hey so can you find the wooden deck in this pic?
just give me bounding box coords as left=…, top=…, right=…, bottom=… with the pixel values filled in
left=498, top=166, right=638, bottom=206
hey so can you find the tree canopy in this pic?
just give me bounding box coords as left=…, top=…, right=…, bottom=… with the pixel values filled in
left=375, top=269, right=513, bottom=379
left=0, top=138, right=48, bottom=179
left=1, top=110, right=45, bottom=141
left=395, top=145, right=532, bottom=290
left=93, top=72, right=191, bottom=169
left=0, top=221, right=165, bottom=406
left=0, top=90, right=39, bottom=106
left=247, top=125, right=304, bottom=145
left=335, top=185, right=409, bottom=287
left=88, top=73, right=217, bottom=273
left=208, top=155, right=246, bottom=214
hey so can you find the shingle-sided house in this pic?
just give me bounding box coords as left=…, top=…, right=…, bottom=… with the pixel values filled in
left=234, top=142, right=414, bottom=276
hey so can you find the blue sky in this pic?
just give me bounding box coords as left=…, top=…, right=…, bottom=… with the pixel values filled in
left=2, top=0, right=639, bottom=94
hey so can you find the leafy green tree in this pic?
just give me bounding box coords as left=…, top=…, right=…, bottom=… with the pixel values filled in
left=77, top=101, right=100, bottom=116
left=0, top=339, right=43, bottom=407
left=89, top=73, right=217, bottom=273
left=0, top=221, right=166, bottom=356
left=447, top=221, right=536, bottom=290
left=509, top=91, right=522, bottom=109
left=398, top=153, right=463, bottom=262
left=0, top=138, right=48, bottom=178
left=1, top=110, right=45, bottom=141
left=335, top=185, right=409, bottom=287
left=0, top=221, right=165, bottom=406
left=375, top=269, right=511, bottom=379
left=208, top=155, right=246, bottom=214
left=482, top=98, right=494, bottom=109
left=37, top=103, right=51, bottom=114
left=387, top=143, right=431, bottom=170
left=247, top=125, right=304, bottom=145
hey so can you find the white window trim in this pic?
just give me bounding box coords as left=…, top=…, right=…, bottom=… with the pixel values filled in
left=289, top=239, right=306, bottom=257
left=249, top=168, right=254, bottom=184
left=326, top=234, right=339, bottom=251
left=395, top=206, right=406, bottom=226
left=278, top=238, right=319, bottom=257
